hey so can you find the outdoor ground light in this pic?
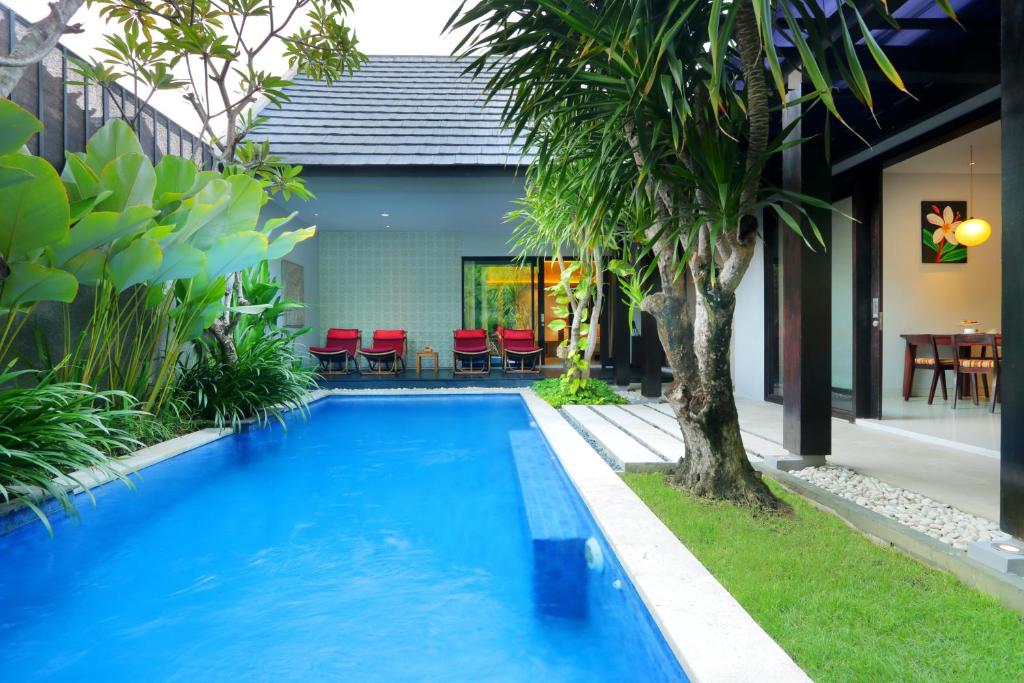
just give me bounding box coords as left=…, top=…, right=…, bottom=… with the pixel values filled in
left=995, top=541, right=1023, bottom=554
left=955, top=145, right=992, bottom=247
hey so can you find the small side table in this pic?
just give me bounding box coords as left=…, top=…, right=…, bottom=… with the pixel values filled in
left=415, top=347, right=439, bottom=376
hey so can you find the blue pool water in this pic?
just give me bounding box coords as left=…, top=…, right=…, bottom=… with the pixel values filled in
left=0, top=395, right=685, bottom=681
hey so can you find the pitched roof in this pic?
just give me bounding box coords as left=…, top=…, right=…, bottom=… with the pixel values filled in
left=254, top=55, right=529, bottom=167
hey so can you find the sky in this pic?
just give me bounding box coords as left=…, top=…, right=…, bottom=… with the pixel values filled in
left=6, top=0, right=473, bottom=133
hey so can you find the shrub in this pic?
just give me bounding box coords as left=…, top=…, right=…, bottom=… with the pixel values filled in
left=0, top=369, right=141, bottom=533
left=175, top=325, right=316, bottom=430
left=533, top=377, right=627, bottom=408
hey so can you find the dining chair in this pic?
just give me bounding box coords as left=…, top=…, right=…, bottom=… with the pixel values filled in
left=901, top=334, right=954, bottom=404
left=952, top=333, right=1001, bottom=413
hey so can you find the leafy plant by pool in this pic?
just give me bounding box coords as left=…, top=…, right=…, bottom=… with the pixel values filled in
left=533, top=377, right=627, bottom=409
left=0, top=368, right=140, bottom=534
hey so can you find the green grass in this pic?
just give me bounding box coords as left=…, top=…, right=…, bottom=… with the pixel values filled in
left=533, top=377, right=627, bottom=408
left=623, top=473, right=1024, bottom=683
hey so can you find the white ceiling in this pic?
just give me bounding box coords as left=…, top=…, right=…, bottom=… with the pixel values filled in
left=887, top=121, right=1001, bottom=175
left=270, top=170, right=526, bottom=233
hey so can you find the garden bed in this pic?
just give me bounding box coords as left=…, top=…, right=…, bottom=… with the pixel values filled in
left=624, top=473, right=1024, bottom=683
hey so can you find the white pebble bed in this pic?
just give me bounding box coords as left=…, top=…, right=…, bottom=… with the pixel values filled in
left=791, top=465, right=1010, bottom=551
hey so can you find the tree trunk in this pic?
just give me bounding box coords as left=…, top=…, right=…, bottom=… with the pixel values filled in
left=0, top=0, right=85, bottom=98
left=666, top=285, right=781, bottom=510
left=209, top=319, right=238, bottom=365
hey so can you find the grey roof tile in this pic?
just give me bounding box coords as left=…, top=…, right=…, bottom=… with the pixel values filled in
left=253, top=55, right=530, bottom=167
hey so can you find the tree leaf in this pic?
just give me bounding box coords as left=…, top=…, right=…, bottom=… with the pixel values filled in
left=265, top=226, right=316, bottom=261
left=96, top=153, right=157, bottom=212
left=84, top=119, right=146, bottom=176
left=204, top=231, right=269, bottom=277
left=0, top=100, right=42, bottom=156
left=150, top=242, right=205, bottom=283
left=0, top=155, right=70, bottom=261
left=0, top=262, right=77, bottom=307
left=109, top=238, right=163, bottom=291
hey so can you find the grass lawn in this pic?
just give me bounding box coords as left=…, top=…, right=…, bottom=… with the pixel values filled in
left=624, top=473, right=1024, bottom=683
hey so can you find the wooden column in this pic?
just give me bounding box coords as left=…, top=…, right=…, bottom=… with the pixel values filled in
left=781, top=74, right=832, bottom=457
left=610, top=273, right=631, bottom=386
left=1001, top=0, right=1024, bottom=538
left=640, top=311, right=662, bottom=397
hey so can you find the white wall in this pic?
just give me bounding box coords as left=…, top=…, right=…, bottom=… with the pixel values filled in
left=881, top=171, right=1002, bottom=396
left=732, top=238, right=765, bottom=400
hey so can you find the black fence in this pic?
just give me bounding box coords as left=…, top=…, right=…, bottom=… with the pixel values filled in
left=1, top=2, right=213, bottom=169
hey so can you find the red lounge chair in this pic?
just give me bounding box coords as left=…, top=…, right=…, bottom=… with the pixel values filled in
left=361, top=329, right=407, bottom=375
left=453, top=329, right=491, bottom=375
left=309, top=328, right=360, bottom=374
left=500, top=328, right=543, bottom=374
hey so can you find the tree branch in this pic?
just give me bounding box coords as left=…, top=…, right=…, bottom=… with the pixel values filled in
left=0, top=0, right=86, bottom=98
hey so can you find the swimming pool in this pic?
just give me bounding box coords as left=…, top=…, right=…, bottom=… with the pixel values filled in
left=0, top=394, right=686, bottom=681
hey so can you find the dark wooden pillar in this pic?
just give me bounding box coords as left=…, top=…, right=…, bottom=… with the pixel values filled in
left=1001, top=0, right=1024, bottom=538
left=610, top=273, right=631, bottom=386
left=640, top=311, right=662, bottom=397
left=851, top=166, right=883, bottom=420
left=781, top=74, right=832, bottom=456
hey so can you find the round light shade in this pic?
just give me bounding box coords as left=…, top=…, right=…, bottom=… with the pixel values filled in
left=955, top=217, right=992, bottom=247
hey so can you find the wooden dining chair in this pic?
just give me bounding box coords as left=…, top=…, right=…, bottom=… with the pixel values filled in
left=901, top=334, right=954, bottom=404
left=952, top=333, right=1001, bottom=413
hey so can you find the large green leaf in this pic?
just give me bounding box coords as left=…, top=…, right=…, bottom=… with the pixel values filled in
left=108, top=238, right=162, bottom=291
left=0, top=262, right=77, bottom=307
left=0, top=155, right=70, bottom=261
left=204, top=231, right=269, bottom=277
left=84, top=119, right=146, bottom=176
left=96, top=153, right=157, bottom=212
left=62, top=249, right=107, bottom=287
left=154, top=155, right=198, bottom=207
left=259, top=210, right=298, bottom=235
left=171, top=178, right=232, bottom=248
left=150, top=242, right=205, bottom=283
left=0, top=163, right=32, bottom=190
left=0, top=100, right=43, bottom=156
left=49, top=206, right=158, bottom=266
left=265, top=227, right=316, bottom=261
left=61, top=152, right=101, bottom=203
left=221, top=174, right=266, bottom=233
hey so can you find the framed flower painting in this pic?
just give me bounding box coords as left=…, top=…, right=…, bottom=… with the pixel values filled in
left=921, top=201, right=968, bottom=263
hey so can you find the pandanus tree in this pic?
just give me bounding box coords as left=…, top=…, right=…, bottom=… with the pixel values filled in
left=450, top=0, right=959, bottom=508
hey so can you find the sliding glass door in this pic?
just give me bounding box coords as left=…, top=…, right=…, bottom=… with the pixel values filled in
left=462, top=258, right=537, bottom=336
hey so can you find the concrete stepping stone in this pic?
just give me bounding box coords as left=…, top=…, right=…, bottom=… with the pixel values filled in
left=591, top=405, right=685, bottom=463
left=622, top=404, right=685, bottom=440
left=563, top=406, right=670, bottom=472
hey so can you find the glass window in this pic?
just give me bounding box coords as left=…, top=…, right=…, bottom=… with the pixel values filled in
left=462, top=259, right=537, bottom=336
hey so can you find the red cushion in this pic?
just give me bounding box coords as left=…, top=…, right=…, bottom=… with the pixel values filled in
left=327, top=328, right=359, bottom=340
left=374, top=329, right=406, bottom=341
left=310, top=346, right=348, bottom=354
left=454, top=329, right=487, bottom=340
left=505, top=341, right=541, bottom=353
left=455, top=343, right=489, bottom=353
left=502, top=329, right=534, bottom=342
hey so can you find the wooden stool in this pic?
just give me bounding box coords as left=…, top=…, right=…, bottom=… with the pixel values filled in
left=415, top=347, right=439, bottom=376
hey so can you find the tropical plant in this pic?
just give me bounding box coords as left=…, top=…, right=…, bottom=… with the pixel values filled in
left=533, top=376, right=626, bottom=409
left=72, top=0, right=362, bottom=366
left=0, top=366, right=141, bottom=534
left=175, top=314, right=315, bottom=430
left=0, top=101, right=315, bottom=415
left=75, top=0, right=364, bottom=193
left=450, top=0, right=958, bottom=508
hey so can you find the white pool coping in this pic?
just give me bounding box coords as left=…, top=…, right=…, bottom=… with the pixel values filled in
left=327, top=387, right=811, bottom=683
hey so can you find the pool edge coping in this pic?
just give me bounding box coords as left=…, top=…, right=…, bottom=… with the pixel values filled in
left=324, top=387, right=811, bottom=683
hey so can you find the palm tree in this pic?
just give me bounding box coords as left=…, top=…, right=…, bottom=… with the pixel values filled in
left=449, top=0, right=958, bottom=508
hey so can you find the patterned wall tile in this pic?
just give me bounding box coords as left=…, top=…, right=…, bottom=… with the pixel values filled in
left=319, top=231, right=463, bottom=365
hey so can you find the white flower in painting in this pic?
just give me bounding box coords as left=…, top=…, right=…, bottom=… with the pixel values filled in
left=927, top=204, right=962, bottom=246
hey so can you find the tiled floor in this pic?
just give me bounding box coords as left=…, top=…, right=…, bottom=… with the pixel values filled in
left=734, top=397, right=1000, bottom=521
left=863, top=396, right=1001, bottom=454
